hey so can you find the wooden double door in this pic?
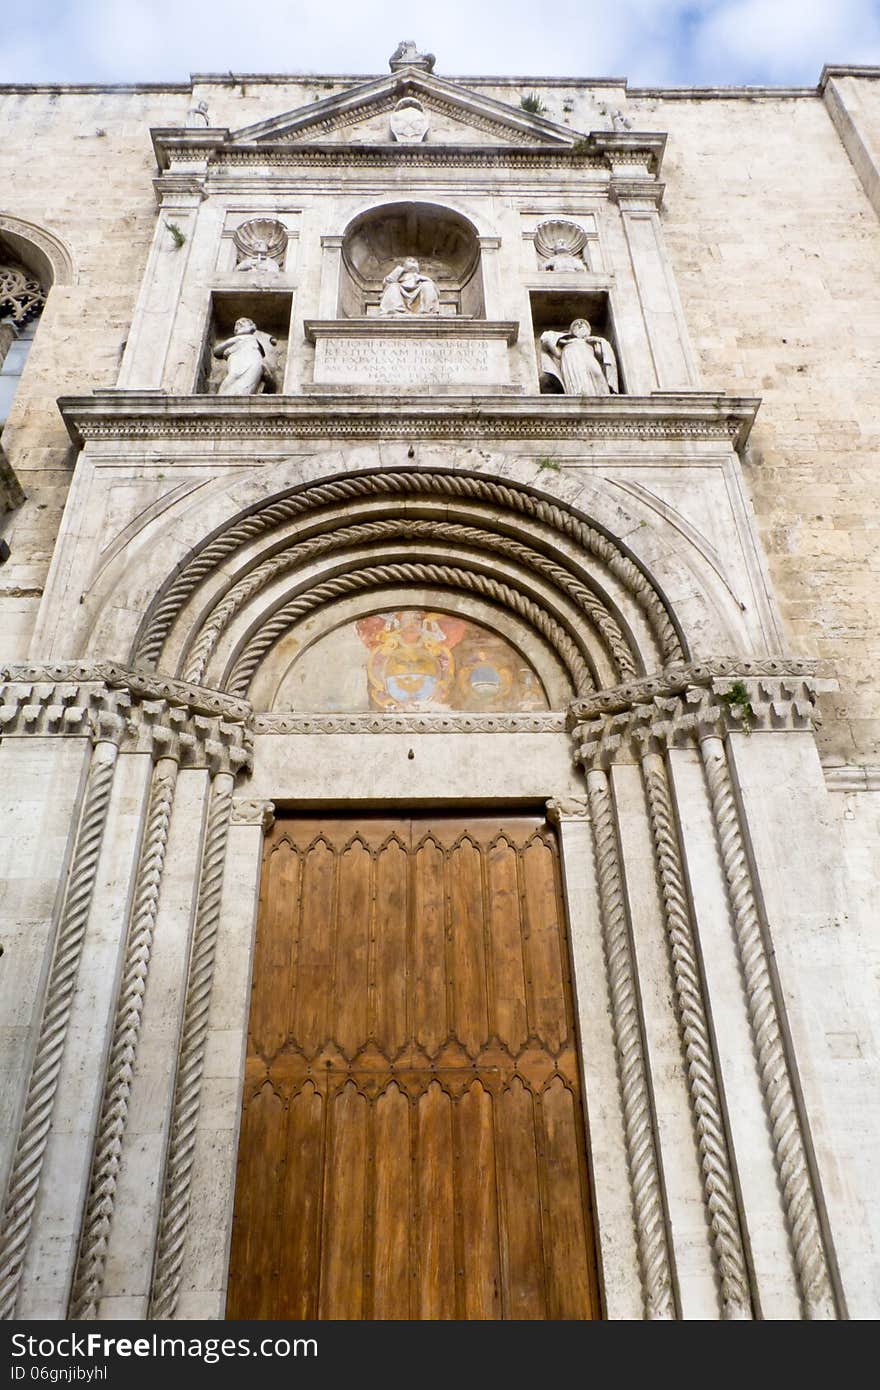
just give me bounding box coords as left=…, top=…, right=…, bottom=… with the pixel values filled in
left=226, top=811, right=600, bottom=1320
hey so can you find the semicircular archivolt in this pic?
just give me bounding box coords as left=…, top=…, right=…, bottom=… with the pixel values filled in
left=132, top=469, right=686, bottom=673
left=179, top=515, right=638, bottom=688
left=223, top=559, right=598, bottom=698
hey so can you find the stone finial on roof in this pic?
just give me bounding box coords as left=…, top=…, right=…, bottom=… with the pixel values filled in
left=389, top=40, right=436, bottom=73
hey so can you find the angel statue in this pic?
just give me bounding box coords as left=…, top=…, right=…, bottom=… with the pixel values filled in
left=540, top=318, right=619, bottom=396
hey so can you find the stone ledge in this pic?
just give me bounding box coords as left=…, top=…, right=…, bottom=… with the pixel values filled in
left=57, top=390, right=761, bottom=451
left=303, top=318, right=519, bottom=344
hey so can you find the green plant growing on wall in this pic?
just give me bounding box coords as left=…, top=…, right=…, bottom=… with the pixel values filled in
left=536, top=456, right=561, bottom=473
left=520, top=92, right=547, bottom=115
left=569, top=137, right=591, bottom=155
left=166, top=221, right=186, bottom=248
left=719, top=679, right=756, bottom=732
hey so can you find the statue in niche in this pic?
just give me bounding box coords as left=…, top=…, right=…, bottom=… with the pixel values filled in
left=390, top=96, right=430, bottom=143
left=540, top=319, right=619, bottom=396
left=233, top=217, right=287, bottom=274
left=186, top=99, right=209, bottom=127
left=213, top=318, right=276, bottom=395
left=534, top=218, right=588, bottom=272
left=378, top=257, right=441, bottom=316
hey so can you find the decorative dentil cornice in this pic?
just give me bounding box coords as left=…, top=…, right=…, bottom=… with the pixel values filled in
left=569, top=658, right=819, bottom=769
left=0, top=664, right=252, bottom=775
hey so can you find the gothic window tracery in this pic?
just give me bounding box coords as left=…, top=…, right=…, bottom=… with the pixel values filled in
left=0, top=256, right=46, bottom=426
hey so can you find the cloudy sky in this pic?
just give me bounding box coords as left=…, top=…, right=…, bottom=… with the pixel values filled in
left=2, top=0, right=879, bottom=86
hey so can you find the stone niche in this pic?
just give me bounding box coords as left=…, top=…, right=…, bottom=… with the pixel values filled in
left=529, top=288, right=622, bottom=395
left=337, top=202, right=484, bottom=318
left=196, top=289, right=292, bottom=394
left=308, top=201, right=518, bottom=392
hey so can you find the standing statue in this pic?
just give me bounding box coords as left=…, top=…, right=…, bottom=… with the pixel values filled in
left=186, top=99, right=209, bottom=128
left=540, top=319, right=619, bottom=396
left=378, top=258, right=441, bottom=316
left=213, top=318, right=276, bottom=395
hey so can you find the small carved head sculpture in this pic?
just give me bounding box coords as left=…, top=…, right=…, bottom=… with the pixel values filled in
left=570, top=318, right=592, bottom=337
left=233, top=317, right=257, bottom=335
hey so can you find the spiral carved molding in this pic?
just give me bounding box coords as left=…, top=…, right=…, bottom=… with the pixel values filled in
left=149, top=773, right=235, bottom=1320
left=700, top=737, right=838, bottom=1319
left=584, top=767, right=675, bottom=1320
left=226, top=561, right=596, bottom=698
left=68, top=757, right=180, bottom=1321
left=640, top=750, right=752, bottom=1319
left=134, top=470, right=684, bottom=670
left=0, top=733, right=122, bottom=1320
left=180, top=516, right=637, bottom=687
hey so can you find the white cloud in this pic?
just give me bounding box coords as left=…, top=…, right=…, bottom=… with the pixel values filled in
left=0, top=0, right=877, bottom=85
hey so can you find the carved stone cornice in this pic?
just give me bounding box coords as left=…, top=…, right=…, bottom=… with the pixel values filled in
left=57, top=391, right=761, bottom=453
left=0, top=663, right=253, bottom=775
left=569, top=658, right=819, bottom=768
left=253, top=711, right=567, bottom=735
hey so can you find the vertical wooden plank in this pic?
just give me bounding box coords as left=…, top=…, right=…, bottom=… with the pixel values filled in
left=448, top=837, right=489, bottom=1054
left=486, top=835, right=529, bottom=1050
left=249, top=839, right=300, bottom=1059
left=319, top=1081, right=369, bottom=1319
left=416, top=1082, right=456, bottom=1319
left=457, top=1080, right=501, bottom=1319
left=412, top=834, right=447, bottom=1053
left=226, top=1082, right=285, bottom=1319
left=540, top=1076, right=596, bottom=1319
left=521, top=835, right=568, bottom=1051
left=333, top=838, right=372, bottom=1056
left=374, top=837, right=408, bottom=1055
left=277, top=1081, right=324, bottom=1319
left=292, top=836, right=336, bottom=1054
left=496, top=1077, right=547, bottom=1319
left=371, top=1083, right=411, bottom=1318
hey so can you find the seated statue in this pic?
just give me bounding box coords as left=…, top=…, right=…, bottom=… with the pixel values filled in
left=378, top=258, right=441, bottom=316
left=213, top=318, right=276, bottom=395
left=540, top=319, right=619, bottom=396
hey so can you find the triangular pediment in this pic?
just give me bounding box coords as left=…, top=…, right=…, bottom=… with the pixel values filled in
left=227, top=69, right=578, bottom=149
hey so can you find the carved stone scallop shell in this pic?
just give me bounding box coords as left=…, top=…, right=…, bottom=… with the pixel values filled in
left=534, top=218, right=588, bottom=261
left=233, top=217, right=288, bottom=264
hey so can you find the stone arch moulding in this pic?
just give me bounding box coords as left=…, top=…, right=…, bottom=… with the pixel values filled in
left=123, top=462, right=694, bottom=703
left=0, top=214, right=77, bottom=289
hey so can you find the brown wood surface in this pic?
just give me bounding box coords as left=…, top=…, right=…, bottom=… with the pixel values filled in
left=226, top=811, right=601, bottom=1320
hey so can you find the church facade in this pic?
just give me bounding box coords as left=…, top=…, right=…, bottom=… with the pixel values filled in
left=1, top=44, right=879, bottom=1321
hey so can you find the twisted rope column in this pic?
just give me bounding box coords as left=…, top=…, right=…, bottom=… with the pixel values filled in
left=68, top=755, right=179, bottom=1320
left=700, top=734, right=837, bottom=1319
left=148, top=771, right=234, bottom=1320
left=0, top=734, right=120, bottom=1320
left=585, top=767, right=675, bottom=1319
left=640, top=749, right=752, bottom=1319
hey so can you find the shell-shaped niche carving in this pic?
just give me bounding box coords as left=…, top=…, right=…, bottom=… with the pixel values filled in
left=233, top=217, right=288, bottom=273
left=534, top=218, right=588, bottom=271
